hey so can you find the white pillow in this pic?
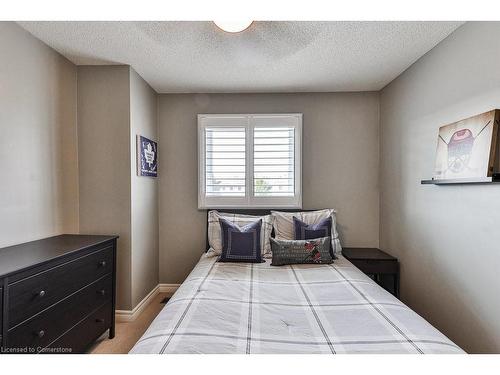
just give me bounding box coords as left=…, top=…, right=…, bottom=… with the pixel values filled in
left=207, top=210, right=274, bottom=258
left=271, top=209, right=342, bottom=256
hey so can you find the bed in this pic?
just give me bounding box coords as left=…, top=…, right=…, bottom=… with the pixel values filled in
left=130, top=253, right=463, bottom=354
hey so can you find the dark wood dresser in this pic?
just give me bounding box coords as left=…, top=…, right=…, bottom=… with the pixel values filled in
left=0, top=234, right=118, bottom=354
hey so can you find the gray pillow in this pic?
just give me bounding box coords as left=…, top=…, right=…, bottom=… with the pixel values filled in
left=270, top=237, right=333, bottom=266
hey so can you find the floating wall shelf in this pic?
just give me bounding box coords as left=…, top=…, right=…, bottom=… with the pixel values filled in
left=421, top=176, right=500, bottom=185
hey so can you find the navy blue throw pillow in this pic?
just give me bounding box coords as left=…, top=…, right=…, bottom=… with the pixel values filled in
left=293, top=216, right=334, bottom=257
left=219, top=218, right=263, bottom=263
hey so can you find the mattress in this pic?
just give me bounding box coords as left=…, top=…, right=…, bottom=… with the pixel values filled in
left=130, top=254, right=464, bottom=354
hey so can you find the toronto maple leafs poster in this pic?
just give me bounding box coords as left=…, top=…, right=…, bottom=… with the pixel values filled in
left=433, top=110, right=499, bottom=180
left=137, top=135, right=158, bottom=177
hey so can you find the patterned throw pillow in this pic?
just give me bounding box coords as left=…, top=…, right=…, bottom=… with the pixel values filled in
left=270, top=237, right=333, bottom=266
left=219, top=218, right=263, bottom=263
left=293, top=216, right=334, bottom=257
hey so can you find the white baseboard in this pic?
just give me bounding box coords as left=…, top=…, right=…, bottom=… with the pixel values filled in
left=115, top=283, right=180, bottom=322
left=115, top=285, right=160, bottom=322
left=159, top=283, right=180, bottom=294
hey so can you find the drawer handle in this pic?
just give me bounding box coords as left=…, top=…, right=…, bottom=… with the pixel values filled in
left=95, top=318, right=105, bottom=323
left=36, top=290, right=46, bottom=298
left=99, top=260, right=107, bottom=267
left=35, top=330, right=45, bottom=338
left=97, top=289, right=106, bottom=296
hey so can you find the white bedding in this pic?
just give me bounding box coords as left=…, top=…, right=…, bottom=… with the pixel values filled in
left=130, top=254, right=463, bottom=354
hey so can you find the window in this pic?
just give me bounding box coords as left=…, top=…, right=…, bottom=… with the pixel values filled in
left=198, top=114, right=302, bottom=208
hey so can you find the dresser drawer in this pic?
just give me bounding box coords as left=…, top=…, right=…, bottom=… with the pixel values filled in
left=0, top=286, right=3, bottom=339
left=7, top=274, right=112, bottom=351
left=43, top=303, right=111, bottom=354
left=8, top=246, right=113, bottom=327
left=349, top=259, right=399, bottom=275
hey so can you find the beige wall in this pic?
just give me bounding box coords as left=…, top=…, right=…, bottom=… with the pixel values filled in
left=0, top=24, right=155, bottom=311
left=380, top=22, right=500, bottom=353
left=130, top=68, right=159, bottom=307
left=77, top=65, right=159, bottom=310
left=77, top=65, right=133, bottom=310
left=0, top=22, right=78, bottom=248
left=158, top=92, right=380, bottom=283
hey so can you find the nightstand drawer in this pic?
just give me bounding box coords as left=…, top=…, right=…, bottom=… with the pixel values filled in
left=349, top=259, right=399, bottom=275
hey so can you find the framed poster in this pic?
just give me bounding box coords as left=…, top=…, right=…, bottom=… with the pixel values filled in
left=434, top=110, right=500, bottom=180
left=137, top=135, right=158, bottom=177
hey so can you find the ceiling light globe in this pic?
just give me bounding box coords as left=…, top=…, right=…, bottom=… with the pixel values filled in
left=213, top=20, right=253, bottom=33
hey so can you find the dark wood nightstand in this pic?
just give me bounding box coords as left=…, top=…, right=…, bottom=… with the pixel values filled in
left=342, top=247, right=400, bottom=298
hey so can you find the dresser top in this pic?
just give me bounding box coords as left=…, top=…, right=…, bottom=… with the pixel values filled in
left=0, top=234, right=118, bottom=278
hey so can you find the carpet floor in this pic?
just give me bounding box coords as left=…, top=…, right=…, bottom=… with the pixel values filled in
left=89, top=292, right=169, bottom=354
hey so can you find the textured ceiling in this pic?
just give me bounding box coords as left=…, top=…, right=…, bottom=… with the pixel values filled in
left=19, top=21, right=463, bottom=93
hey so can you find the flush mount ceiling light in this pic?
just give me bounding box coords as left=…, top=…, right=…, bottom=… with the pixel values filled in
left=213, top=20, right=253, bottom=33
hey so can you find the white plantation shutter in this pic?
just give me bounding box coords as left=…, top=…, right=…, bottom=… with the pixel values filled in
left=205, top=127, right=246, bottom=197
left=198, top=114, right=302, bottom=208
left=253, top=126, right=295, bottom=197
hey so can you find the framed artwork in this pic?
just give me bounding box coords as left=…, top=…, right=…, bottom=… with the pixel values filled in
left=137, top=135, right=158, bottom=177
left=434, top=110, right=500, bottom=180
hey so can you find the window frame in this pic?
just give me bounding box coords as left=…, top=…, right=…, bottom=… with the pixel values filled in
left=198, top=113, right=302, bottom=209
